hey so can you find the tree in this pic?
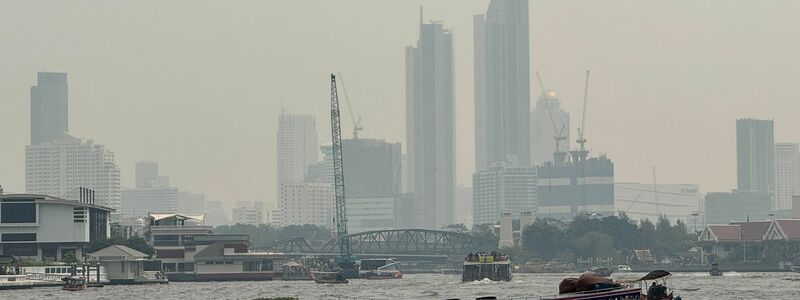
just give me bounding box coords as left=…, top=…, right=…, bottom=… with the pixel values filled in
left=470, top=223, right=499, bottom=249
left=575, top=231, right=617, bottom=258
left=521, top=220, right=567, bottom=259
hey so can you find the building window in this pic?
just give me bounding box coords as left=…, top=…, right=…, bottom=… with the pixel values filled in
left=1, top=233, right=37, bottom=242
left=0, top=202, right=36, bottom=223
left=178, top=263, right=194, bottom=272
left=3, top=243, right=38, bottom=256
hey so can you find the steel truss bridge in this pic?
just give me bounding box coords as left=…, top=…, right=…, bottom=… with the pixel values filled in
left=256, top=229, right=493, bottom=260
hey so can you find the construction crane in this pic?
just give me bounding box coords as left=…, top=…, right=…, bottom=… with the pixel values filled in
left=336, top=72, right=363, bottom=139
left=535, top=71, right=568, bottom=162
left=329, top=73, right=357, bottom=277
left=573, top=70, right=591, bottom=162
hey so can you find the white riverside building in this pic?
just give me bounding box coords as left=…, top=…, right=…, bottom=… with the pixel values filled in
left=473, top=161, right=537, bottom=225
left=614, top=183, right=702, bottom=225
left=0, top=193, right=112, bottom=262
left=277, top=182, right=333, bottom=227
left=25, top=133, right=121, bottom=217
left=774, top=143, right=800, bottom=211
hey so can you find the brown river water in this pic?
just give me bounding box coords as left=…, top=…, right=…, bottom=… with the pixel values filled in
left=3, top=272, right=799, bottom=300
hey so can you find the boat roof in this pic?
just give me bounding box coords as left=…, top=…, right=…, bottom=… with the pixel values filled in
left=637, top=270, right=671, bottom=281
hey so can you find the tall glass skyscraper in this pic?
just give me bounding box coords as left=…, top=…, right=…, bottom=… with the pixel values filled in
left=30, top=72, right=68, bottom=145
left=405, top=10, right=455, bottom=229
left=736, top=119, right=774, bottom=196
left=474, top=0, right=531, bottom=169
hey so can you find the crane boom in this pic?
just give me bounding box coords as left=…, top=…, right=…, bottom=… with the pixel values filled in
left=336, top=72, right=363, bottom=139
left=577, top=70, right=590, bottom=150
left=535, top=71, right=568, bottom=161
left=329, top=74, right=355, bottom=276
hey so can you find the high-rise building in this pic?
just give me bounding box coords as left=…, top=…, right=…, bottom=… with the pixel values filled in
left=474, top=0, right=531, bottom=169
left=537, top=154, right=614, bottom=220
left=277, top=113, right=318, bottom=185
left=705, top=190, right=772, bottom=224
left=25, top=133, right=121, bottom=214
left=204, top=201, right=228, bottom=227
left=178, top=191, right=206, bottom=215
left=121, top=161, right=178, bottom=218
left=232, top=206, right=263, bottom=225
left=405, top=10, right=455, bottom=229
left=278, top=182, right=333, bottom=227
left=531, top=91, right=570, bottom=166
left=774, top=143, right=800, bottom=211
left=736, top=119, right=774, bottom=195
left=473, top=161, right=537, bottom=225
left=30, top=72, right=68, bottom=145
left=615, top=183, right=702, bottom=223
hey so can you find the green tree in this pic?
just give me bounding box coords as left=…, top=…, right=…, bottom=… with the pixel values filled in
left=521, top=219, right=567, bottom=259
left=575, top=231, right=617, bottom=258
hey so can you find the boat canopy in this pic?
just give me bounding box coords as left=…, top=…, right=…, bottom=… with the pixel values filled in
left=637, top=270, right=671, bottom=281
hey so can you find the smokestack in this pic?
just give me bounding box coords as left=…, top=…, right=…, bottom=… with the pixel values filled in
left=499, top=210, right=513, bottom=248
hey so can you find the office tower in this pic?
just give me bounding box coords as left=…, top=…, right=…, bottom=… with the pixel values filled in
left=276, top=112, right=318, bottom=185
left=537, top=154, right=614, bottom=220
left=135, top=161, right=159, bottom=188
left=774, top=143, right=800, bottom=210
left=232, top=206, right=263, bottom=225
left=531, top=91, right=570, bottom=166
left=615, top=183, right=702, bottom=223
left=474, top=0, right=531, bottom=169
left=26, top=133, right=121, bottom=213
left=30, top=72, right=68, bottom=145
left=178, top=191, right=206, bottom=215
left=278, top=182, right=333, bottom=227
left=204, top=201, right=228, bottom=227
left=736, top=119, right=774, bottom=195
left=121, top=161, right=178, bottom=218
left=405, top=10, right=455, bottom=229
left=473, top=161, right=537, bottom=225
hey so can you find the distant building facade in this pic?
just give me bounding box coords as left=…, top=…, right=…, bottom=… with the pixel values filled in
left=530, top=91, right=570, bottom=166
left=537, top=155, right=614, bottom=220
left=30, top=72, right=68, bottom=145
left=178, top=191, right=206, bottom=215
left=121, top=161, right=179, bottom=218
left=135, top=161, right=160, bottom=188
left=474, top=0, right=531, bottom=169
left=615, top=183, right=702, bottom=224
left=203, top=201, right=228, bottom=227
left=736, top=119, right=774, bottom=195
left=704, top=190, right=772, bottom=225
left=277, top=182, right=333, bottom=227
left=774, top=143, right=800, bottom=211
left=276, top=113, right=318, bottom=185
left=405, top=14, right=455, bottom=229
left=473, top=161, right=537, bottom=225
left=25, top=133, right=121, bottom=216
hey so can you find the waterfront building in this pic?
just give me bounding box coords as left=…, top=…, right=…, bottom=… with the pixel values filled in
left=536, top=154, right=614, bottom=220
left=474, top=0, right=531, bottom=170
left=736, top=119, right=774, bottom=195
left=0, top=192, right=111, bottom=262
left=700, top=218, right=800, bottom=262
left=774, top=143, right=800, bottom=211
left=277, top=182, right=333, bottom=227
left=25, top=133, right=121, bottom=215
left=473, top=161, right=537, bottom=225
left=405, top=11, right=455, bottom=229
left=276, top=112, right=318, bottom=185
left=704, top=190, right=772, bottom=225
left=30, top=72, right=68, bottom=145
left=530, top=91, right=570, bottom=166
left=615, top=183, right=702, bottom=223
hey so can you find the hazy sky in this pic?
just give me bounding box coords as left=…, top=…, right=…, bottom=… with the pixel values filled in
left=2, top=1, right=800, bottom=209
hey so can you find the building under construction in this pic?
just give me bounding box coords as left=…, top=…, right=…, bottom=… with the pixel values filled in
left=536, top=152, right=614, bottom=220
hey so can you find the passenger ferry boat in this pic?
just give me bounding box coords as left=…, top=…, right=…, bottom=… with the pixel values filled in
left=462, top=252, right=512, bottom=282
left=359, top=259, right=402, bottom=280
left=310, top=271, right=348, bottom=284
left=544, top=270, right=681, bottom=300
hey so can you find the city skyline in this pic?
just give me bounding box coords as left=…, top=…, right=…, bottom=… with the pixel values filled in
left=3, top=1, right=800, bottom=209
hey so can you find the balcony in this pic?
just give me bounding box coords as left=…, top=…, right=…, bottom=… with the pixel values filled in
left=150, top=225, right=212, bottom=235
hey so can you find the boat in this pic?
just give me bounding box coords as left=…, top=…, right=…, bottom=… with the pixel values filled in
left=62, top=276, right=87, bottom=291
left=709, top=263, right=723, bottom=276
left=586, top=266, right=614, bottom=277
left=462, top=252, right=512, bottom=282
left=790, top=266, right=800, bottom=273
left=310, top=271, right=348, bottom=284
left=544, top=270, right=681, bottom=300
left=615, top=265, right=632, bottom=272
left=359, top=259, right=402, bottom=280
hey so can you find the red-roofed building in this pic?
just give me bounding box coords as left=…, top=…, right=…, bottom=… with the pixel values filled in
left=700, top=219, right=800, bottom=262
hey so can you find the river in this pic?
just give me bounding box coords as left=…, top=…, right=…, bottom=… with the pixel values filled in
left=4, top=272, right=799, bottom=299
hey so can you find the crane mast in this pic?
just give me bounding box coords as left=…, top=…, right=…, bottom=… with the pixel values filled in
left=535, top=71, right=568, bottom=163
left=329, top=74, right=355, bottom=275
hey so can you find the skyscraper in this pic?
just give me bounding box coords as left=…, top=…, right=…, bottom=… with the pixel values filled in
left=135, top=161, right=159, bottom=188
left=774, top=143, right=800, bottom=211
left=276, top=112, right=318, bottom=185
left=474, top=0, right=531, bottom=169
left=473, top=161, right=537, bottom=225
left=26, top=133, right=121, bottom=214
left=30, top=72, right=68, bottom=145
left=531, top=91, right=570, bottom=166
left=121, top=161, right=178, bottom=218
left=405, top=10, right=455, bottom=229
left=736, top=119, right=774, bottom=195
